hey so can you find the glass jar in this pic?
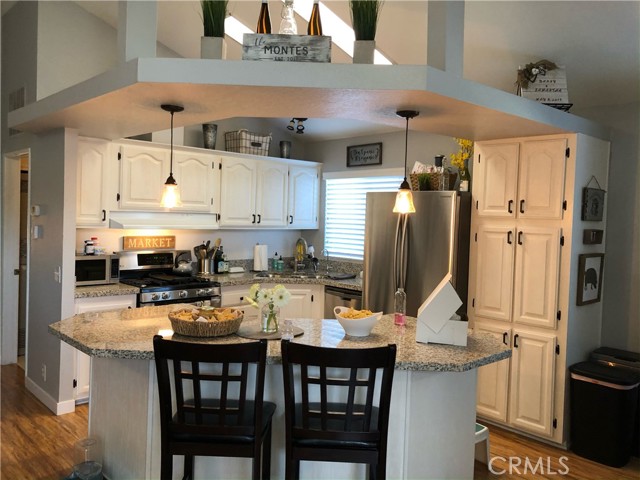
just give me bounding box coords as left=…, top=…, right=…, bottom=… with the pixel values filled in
left=458, top=159, right=471, bottom=192
left=281, top=319, right=294, bottom=340
left=261, top=304, right=280, bottom=333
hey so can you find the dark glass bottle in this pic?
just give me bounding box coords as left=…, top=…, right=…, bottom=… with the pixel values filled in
left=257, top=0, right=272, bottom=34
left=307, top=0, right=322, bottom=35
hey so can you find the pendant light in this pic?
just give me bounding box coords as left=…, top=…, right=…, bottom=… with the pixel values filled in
left=160, top=104, right=184, bottom=209
left=393, top=110, right=419, bottom=214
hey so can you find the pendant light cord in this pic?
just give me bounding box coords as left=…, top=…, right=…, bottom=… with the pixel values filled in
left=403, top=116, right=409, bottom=181
left=169, top=110, right=174, bottom=175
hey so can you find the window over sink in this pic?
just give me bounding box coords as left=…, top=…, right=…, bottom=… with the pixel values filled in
left=324, top=174, right=402, bottom=260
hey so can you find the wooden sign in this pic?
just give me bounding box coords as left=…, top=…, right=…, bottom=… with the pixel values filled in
left=123, top=236, right=175, bottom=251
left=347, top=143, right=383, bottom=167
left=242, top=34, right=331, bottom=63
left=521, top=66, right=569, bottom=104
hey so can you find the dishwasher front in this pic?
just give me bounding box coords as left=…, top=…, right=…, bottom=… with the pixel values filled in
left=324, top=286, right=362, bottom=317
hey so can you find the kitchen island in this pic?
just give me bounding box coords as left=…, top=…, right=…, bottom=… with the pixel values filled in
left=50, top=305, right=510, bottom=480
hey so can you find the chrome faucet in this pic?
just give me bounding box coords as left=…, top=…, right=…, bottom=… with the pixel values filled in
left=294, top=237, right=308, bottom=272
left=321, top=248, right=331, bottom=275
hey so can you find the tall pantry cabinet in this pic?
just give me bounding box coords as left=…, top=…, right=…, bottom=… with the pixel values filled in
left=468, top=133, right=610, bottom=446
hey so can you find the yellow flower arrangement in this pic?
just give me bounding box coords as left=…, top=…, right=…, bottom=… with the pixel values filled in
left=450, top=138, right=473, bottom=171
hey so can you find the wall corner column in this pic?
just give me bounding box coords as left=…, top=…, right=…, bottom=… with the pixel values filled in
left=117, top=1, right=158, bottom=63
left=426, top=0, right=465, bottom=77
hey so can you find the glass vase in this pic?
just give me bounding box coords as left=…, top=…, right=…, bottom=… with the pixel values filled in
left=261, top=304, right=280, bottom=334
left=458, top=159, right=471, bottom=192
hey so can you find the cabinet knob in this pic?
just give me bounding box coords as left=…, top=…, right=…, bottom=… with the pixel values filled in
left=257, top=214, right=261, bottom=224
left=289, top=215, right=294, bottom=225
left=513, top=334, right=519, bottom=348
left=507, top=231, right=513, bottom=245
left=518, top=231, right=523, bottom=245
left=520, top=199, right=525, bottom=214
left=508, top=200, right=513, bottom=214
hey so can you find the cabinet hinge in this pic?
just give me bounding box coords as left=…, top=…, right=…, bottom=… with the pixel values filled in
left=565, top=147, right=570, bottom=158
left=478, top=154, right=481, bottom=163
left=474, top=232, right=477, bottom=242
left=117, top=152, right=121, bottom=160
left=210, top=198, right=213, bottom=205
left=211, top=162, right=215, bottom=169
left=73, top=379, right=77, bottom=388
left=553, top=418, right=558, bottom=429
left=560, top=236, right=565, bottom=246
left=475, top=200, right=479, bottom=210
left=555, top=345, right=560, bottom=355
left=219, top=163, right=222, bottom=170
left=311, top=294, right=314, bottom=302
left=116, top=193, right=120, bottom=202
left=472, top=298, right=475, bottom=308
left=556, top=310, right=561, bottom=321
left=562, top=200, right=567, bottom=210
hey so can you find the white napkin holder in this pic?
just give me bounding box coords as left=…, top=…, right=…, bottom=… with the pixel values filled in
left=416, top=274, right=468, bottom=346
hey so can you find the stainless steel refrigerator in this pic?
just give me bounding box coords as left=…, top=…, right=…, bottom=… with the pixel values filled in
left=363, top=191, right=471, bottom=317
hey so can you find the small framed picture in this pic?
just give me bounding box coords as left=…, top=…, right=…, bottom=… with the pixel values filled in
left=577, top=253, right=604, bottom=305
left=581, top=187, right=605, bottom=221
left=346, top=143, right=382, bottom=167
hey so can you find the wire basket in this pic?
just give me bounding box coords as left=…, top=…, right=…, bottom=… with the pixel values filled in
left=168, top=308, right=243, bottom=337
left=224, top=129, right=272, bottom=156
left=410, top=172, right=458, bottom=191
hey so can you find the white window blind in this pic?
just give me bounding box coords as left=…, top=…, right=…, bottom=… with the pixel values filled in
left=324, top=176, right=402, bottom=260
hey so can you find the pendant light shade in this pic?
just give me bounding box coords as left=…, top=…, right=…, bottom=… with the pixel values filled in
left=160, top=104, right=184, bottom=209
left=393, top=110, right=419, bottom=214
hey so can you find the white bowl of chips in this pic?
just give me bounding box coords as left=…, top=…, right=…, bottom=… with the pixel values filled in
left=334, top=306, right=382, bottom=337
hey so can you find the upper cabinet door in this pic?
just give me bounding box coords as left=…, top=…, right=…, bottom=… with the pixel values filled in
left=118, top=144, right=168, bottom=210
left=219, top=156, right=257, bottom=226
left=77, top=138, right=109, bottom=226
left=255, top=162, right=288, bottom=227
left=475, top=143, right=519, bottom=218
left=473, top=224, right=516, bottom=322
left=512, top=227, right=561, bottom=329
left=288, top=165, right=320, bottom=229
left=518, top=138, right=567, bottom=220
left=173, top=151, right=215, bottom=213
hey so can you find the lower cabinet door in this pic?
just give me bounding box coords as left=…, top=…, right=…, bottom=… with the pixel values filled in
left=508, top=328, right=556, bottom=437
left=475, top=322, right=511, bottom=422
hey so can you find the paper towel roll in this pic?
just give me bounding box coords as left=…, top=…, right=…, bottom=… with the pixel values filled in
left=253, top=244, right=268, bottom=271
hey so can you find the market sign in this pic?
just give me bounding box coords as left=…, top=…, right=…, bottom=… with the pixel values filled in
left=122, top=236, right=176, bottom=251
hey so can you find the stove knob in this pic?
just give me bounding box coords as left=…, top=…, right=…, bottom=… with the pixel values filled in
left=161, top=292, right=170, bottom=300
left=151, top=293, right=160, bottom=301
left=196, top=289, right=205, bottom=296
left=179, top=290, right=188, bottom=299
left=205, top=288, right=213, bottom=295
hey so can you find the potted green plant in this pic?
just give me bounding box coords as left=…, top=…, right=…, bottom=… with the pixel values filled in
left=349, top=0, right=383, bottom=64
left=200, top=0, right=228, bottom=59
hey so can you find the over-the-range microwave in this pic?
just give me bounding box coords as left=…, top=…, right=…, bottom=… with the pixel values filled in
left=75, top=254, right=120, bottom=286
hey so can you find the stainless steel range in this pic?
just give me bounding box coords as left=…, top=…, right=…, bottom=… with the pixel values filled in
left=119, top=251, right=221, bottom=307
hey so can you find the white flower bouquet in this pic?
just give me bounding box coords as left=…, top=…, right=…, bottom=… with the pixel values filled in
left=246, top=283, right=291, bottom=333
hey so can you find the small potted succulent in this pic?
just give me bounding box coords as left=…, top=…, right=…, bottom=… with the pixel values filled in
left=349, top=0, right=384, bottom=64
left=200, top=0, right=228, bottom=59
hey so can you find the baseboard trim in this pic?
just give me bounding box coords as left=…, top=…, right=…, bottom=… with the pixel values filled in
left=25, top=376, right=76, bottom=415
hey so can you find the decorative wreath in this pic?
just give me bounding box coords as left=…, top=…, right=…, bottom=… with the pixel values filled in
left=516, top=59, right=558, bottom=90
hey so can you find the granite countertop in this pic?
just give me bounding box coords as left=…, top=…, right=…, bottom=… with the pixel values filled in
left=49, top=304, right=510, bottom=372
left=74, top=272, right=362, bottom=299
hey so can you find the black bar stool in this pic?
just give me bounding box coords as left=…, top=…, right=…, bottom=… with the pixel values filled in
left=281, top=340, right=397, bottom=479
left=153, top=336, right=276, bottom=480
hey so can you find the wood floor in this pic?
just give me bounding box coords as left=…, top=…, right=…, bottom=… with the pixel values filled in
left=2, top=363, right=639, bottom=479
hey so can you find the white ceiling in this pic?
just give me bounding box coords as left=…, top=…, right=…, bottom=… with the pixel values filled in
left=3, top=1, right=638, bottom=141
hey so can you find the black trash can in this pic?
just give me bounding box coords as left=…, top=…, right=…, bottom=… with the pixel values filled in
left=590, top=347, right=640, bottom=457
left=569, top=361, right=640, bottom=467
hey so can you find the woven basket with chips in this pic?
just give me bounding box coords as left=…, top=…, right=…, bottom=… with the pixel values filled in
left=168, top=308, right=243, bottom=337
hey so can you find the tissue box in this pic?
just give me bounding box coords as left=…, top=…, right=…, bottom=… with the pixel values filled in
left=416, top=274, right=468, bottom=346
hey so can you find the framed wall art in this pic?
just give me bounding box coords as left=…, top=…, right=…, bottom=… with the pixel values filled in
left=581, top=176, right=606, bottom=221
left=576, top=253, right=604, bottom=305
left=346, top=143, right=382, bottom=167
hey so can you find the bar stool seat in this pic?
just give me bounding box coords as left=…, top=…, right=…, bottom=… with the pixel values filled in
left=474, top=422, right=490, bottom=465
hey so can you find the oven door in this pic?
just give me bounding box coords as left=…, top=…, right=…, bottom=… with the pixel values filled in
left=138, top=296, right=222, bottom=308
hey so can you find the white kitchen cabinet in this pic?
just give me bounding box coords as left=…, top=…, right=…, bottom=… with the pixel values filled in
left=76, top=137, right=110, bottom=227
left=508, top=328, right=557, bottom=437
left=173, top=150, right=219, bottom=214
left=219, top=156, right=288, bottom=227
left=475, top=138, right=567, bottom=220
left=73, top=294, right=136, bottom=402
left=475, top=321, right=510, bottom=422
left=117, top=142, right=168, bottom=210
left=471, top=133, right=610, bottom=446
left=288, top=165, right=320, bottom=229
left=474, top=225, right=561, bottom=330
left=221, top=284, right=324, bottom=323
left=475, top=321, right=557, bottom=437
